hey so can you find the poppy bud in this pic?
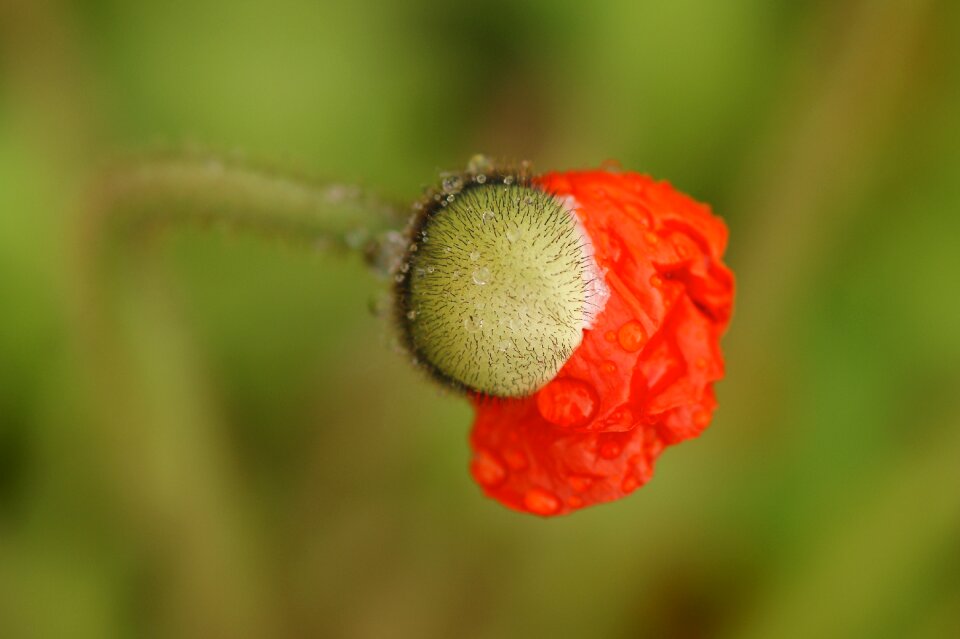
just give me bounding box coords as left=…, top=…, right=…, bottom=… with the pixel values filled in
left=396, top=159, right=734, bottom=516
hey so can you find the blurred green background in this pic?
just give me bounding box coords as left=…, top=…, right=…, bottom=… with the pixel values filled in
left=2, top=0, right=959, bottom=637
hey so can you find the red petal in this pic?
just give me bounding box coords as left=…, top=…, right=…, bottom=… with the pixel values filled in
left=469, top=170, right=735, bottom=516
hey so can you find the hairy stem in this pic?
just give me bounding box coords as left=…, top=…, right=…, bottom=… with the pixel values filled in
left=81, top=150, right=406, bottom=266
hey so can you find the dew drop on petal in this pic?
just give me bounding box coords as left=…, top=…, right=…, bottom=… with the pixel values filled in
left=602, top=407, right=634, bottom=430
left=536, top=378, right=599, bottom=428
left=470, top=250, right=480, bottom=261
left=599, top=440, right=622, bottom=459
left=471, top=450, right=507, bottom=487
left=523, top=488, right=561, bottom=515
left=502, top=447, right=528, bottom=471
left=617, top=321, right=646, bottom=352
left=481, top=210, right=496, bottom=224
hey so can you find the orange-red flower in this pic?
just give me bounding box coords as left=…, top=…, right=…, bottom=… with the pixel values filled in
left=469, top=169, right=734, bottom=516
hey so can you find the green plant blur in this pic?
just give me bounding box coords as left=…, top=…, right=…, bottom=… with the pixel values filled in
left=1, top=1, right=958, bottom=637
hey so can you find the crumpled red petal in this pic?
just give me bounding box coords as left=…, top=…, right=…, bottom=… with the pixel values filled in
left=469, top=169, right=734, bottom=516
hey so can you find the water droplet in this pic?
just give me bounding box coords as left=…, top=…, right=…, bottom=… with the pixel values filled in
left=693, top=410, right=711, bottom=427
left=644, top=232, right=659, bottom=245
left=536, top=378, right=599, bottom=429
left=695, top=357, right=708, bottom=370
left=649, top=274, right=663, bottom=288
left=400, top=262, right=410, bottom=273
left=523, top=488, right=560, bottom=515
left=502, top=447, right=527, bottom=470
left=441, top=175, right=463, bottom=194
left=471, top=449, right=506, bottom=487
left=497, top=340, right=513, bottom=353
left=481, top=210, right=496, bottom=224
left=463, top=316, right=483, bottom=332
left=505, top=229, right=519, bottom=243
left=601, top=360, right=617, bottom=374
left=599, top=440, right=622, bottom=459
left=604, top=330, right=617, bottom=343
left=503, top=175, right=514, bottom=185
left=621, top=473, right=639, bottom=493
left=469, top=250, right=480, bottom=261
left=394, top=273, right=405, bottom=283
left=617, top=321, right=646, bottom=352
left=472, top=266, right=491, bottom=285
left=426, top=265, right=435, bottom=273
left=406, top=310, right=417, bottom=320
left=446, top=194, right=455, bottom=202
left=475, top=174, right=487, bottom=184
left=602, top=407, right=634, bottom=430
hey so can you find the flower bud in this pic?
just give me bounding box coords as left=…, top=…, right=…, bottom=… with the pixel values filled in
left=394, top=161, right=608, bottom=398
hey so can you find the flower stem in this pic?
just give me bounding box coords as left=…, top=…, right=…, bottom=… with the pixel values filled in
left=81, top=149, right=407, bottom=269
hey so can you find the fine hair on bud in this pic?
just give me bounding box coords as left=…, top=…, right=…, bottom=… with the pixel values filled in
left=393, top=158, right=608, bottom=398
